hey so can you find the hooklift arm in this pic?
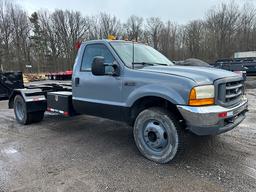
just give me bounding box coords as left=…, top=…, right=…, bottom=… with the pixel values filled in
left=0, top=72, right=24, bottom=101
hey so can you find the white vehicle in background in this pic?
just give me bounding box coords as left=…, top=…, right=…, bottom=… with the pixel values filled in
left=234, top=51, right=256, bottom=59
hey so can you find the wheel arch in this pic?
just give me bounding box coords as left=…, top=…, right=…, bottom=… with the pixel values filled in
left=129, top=96, right=185, bottom=126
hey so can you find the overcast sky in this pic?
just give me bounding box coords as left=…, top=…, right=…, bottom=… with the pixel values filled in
left=18, top=0, right=256, bottom=24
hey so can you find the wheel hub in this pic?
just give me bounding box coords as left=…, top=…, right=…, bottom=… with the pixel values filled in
left=143, top=121, right=168, bottom=151
left=16, top=100, right=25, bottom=120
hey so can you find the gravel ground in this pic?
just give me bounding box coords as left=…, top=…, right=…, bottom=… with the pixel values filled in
left=0, top=90, right=255, bottom=192
left=246, top=76, right=256, bottom=89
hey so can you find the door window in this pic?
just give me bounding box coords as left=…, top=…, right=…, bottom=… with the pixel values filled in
left=81, top=44, right=115, bottom=71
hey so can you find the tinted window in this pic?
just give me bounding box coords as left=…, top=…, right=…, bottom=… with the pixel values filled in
left=81, top=44, right=115, bottom=71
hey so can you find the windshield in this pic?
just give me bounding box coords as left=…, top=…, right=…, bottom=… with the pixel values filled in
left=110, top=42, right=174, bottom=68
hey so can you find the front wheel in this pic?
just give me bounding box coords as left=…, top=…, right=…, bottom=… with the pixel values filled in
left=133, top=107, right=185, bottom=164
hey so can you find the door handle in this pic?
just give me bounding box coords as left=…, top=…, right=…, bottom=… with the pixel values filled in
left=75, top=77, right=80, bottom=86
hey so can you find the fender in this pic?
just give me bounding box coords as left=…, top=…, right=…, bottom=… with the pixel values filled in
left=126, top=84, right=187, bottom=107
left=8, top=89, right=47, bottom=112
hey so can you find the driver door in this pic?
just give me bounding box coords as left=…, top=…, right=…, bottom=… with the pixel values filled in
left=73, top=43, right=123, bottom=120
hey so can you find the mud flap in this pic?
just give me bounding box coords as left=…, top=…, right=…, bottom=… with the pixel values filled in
left=9, top=89, right=47, bottom=112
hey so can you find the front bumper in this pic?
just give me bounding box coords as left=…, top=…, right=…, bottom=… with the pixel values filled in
left=177, top=97, right=248, bottom=136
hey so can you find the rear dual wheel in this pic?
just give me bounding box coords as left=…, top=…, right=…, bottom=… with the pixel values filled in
left=133, top=107, right=185, bottom=164
left=14, top=95, right=44, bottom=125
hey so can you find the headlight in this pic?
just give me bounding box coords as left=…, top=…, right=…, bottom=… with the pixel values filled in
left=189, top=85, right=215, bottom=106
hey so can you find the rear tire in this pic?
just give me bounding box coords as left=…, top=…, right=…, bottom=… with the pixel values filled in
left=14, top=95, right=44, bottom=125
left=133, top=107, right=186, bottom=164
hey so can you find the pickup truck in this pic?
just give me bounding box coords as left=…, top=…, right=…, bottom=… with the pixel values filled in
left=8, top=40, right=248, bottom=163
left=214, top=58, right=256, bottom=77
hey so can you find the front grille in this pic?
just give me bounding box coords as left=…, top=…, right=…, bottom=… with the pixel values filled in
left=225, top=81, right=243, bottom=103
left=216, top=78, right=244, bottom=107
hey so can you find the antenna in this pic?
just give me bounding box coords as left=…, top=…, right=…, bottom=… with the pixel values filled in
left=132, top=40, right=135, bottom=69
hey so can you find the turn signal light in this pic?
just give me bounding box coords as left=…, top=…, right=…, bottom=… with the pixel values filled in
left=189, top=87, right=215, bottom=106
left=189, top=98, right=214, bottom=106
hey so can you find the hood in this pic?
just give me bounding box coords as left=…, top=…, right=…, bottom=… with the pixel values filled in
left=140, top=65, right=239, bottom=84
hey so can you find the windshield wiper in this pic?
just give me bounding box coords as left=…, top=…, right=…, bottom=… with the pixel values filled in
left=152, top=63, right=168, bottom=66
left=132, top=62, right=154, bottom=66
left=132, top=62, right=168, bottom=66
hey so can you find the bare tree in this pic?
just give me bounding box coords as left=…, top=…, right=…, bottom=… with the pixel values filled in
left=124, top=15, right=143, bottom=41
left=159, top=21, right=180, bottom=59
left=184, top=20, right=204, bottom=58
left=99, top=13, right=121, bottom=39
left=39, top=11, right=60, bottom=72
left=9, top=3, right=30, bottom=72
left=0, top=0, right=256, bottom=72
left=0, top=0, right=13, bottom=70
left=236, top=3, right=256, bottom=51
left=51, top=10, right=90, bottom=69
left=205, top=3, right=240, bottom=59
left=146, top=17, right=163, bottom=50
left=88, top=16, right=101, bottom=40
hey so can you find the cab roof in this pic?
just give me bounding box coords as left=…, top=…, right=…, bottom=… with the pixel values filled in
left=81, top=39, right=142, bottom=45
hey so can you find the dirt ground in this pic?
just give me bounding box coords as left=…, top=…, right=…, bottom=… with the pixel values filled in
left=0, top=89, right=255, bottom=192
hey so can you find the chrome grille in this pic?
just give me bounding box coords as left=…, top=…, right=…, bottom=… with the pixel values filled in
left=216, top=78, right=244, bottom=107
left=225, top=81, right=243, bottom=103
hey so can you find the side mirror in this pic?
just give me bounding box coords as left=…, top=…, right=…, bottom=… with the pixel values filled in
left=111, top=61, right=120, bottom=76
left=92, top=56, right=120, bottom=76
left=92, top=56, right=105, bottom=76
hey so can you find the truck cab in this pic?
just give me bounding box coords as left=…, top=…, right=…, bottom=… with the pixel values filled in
left=9, top=40, right=248, bottom=164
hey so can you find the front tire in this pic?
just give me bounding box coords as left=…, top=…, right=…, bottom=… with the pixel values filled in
left=133, top=107, right=185, bottom=164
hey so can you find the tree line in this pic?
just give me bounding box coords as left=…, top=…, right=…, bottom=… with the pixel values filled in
left=0, top=0, right=256, bottom=73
